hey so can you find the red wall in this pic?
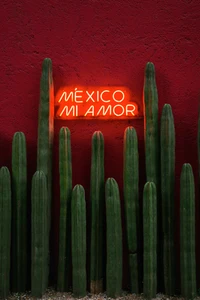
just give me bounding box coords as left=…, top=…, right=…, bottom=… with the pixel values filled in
left=1, top=0, right=200, bottom=289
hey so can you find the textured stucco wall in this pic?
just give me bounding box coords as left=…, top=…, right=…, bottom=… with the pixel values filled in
left=1, top=0, right=200, bottom=287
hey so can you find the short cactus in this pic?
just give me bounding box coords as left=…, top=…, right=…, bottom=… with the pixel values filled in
left=180, top=164, right=196, bottom=299
left=106, top=178, right=122, bottom=298
left=71, top=185, right=87, bottom=298
left=0, top=167, right=11, bottom=299
left=143, top=182, right=157, bottom=299
left=11, top=132, right=28, bottom=292
left=31, top=171, right=49, bottom=298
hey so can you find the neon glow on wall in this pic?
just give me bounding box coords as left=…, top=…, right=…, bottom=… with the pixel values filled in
left=55, top=86, right=141, bottom=119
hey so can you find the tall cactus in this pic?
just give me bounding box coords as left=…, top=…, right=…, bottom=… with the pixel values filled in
left=143, top=182, right=157, bottom=299
left=11, top=132, right=27, bottom=292
left=71, top=185, right=87, bottom=298
left=180, top=164, right=196, bottom=299
left=57, top=127, right=72, bottom=291
left=90, top=131, right=104, bottom=293
left=143, top=62, right=159, bottom=185
left=37, top=58, right=54, bottom=232
left=31, top=171, right=49, bottom=298
left=198, top=99, right=200, bottom=184
left=105, top=178, right=122, bottom=298
left=123, top=126, right=139, bottom=293
left=143, top=62, right=162, bottom=290
left=160, top=104, right=175, bottom=295
left=0, top=167, right=11, bottom=299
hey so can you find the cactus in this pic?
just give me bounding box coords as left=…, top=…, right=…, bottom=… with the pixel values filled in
left=143, top=182, right=157, bottom=299
left=71, top=185, right=87, bottom=298
left=0, top=167, right=11, bottom=299
left=57, top=127, right=72, bottom=291
left=180, top=164, right=196, bottom=299
left=198, top=100, right=200, bottom=184
left=31, top=171, right=49, bottom=298
left=90, top=131, right=104, bottom=293
left=37, top=58, right=54, bottom=232
left=123, top=126, right=139, bottom=293
left=143, top=62, right=162, bottom=290
left=143, top=62, right=159, bottom=185
left=11, top=132, right=27, bottom=292
left=160, top=104, right=175, bottom=295
left=105, top=178, right=122, bottom=298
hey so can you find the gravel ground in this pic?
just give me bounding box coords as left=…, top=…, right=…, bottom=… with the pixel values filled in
left=4, top=289, right=199, bottom=300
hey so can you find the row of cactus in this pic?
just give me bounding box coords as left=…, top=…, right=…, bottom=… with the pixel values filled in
left=144, top=62, right=197, bottom=299
left=0, top=58, right=198, bottom=300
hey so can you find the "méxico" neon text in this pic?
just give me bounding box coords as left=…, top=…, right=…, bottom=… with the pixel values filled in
left=55, top=87, right=139, bottom=119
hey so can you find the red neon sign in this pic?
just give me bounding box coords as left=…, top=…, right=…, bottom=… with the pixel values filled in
left=55, top=86, right=140, bottom=119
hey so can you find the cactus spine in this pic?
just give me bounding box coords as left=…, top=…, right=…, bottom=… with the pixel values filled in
left=71, top=185, right=87, bottom=298
left=57, top=127, right=72, bottom=291
left=11, top=132, right=27, bottom=292
left=0, top=167, right=11, bottom=299
left=37, top=58, right=54, bottom=232
left=123, top=126, right=139, bottom=293
left=180, top=164, right=196, bottom=299
left=143, top=182, right=157, bottom=299
left=90, top=131, right=104, bottom=293
left=31, top=171, right=49, bottom=297
left=106, top=178, right=122, bottom=298
left=160, top=104, right=175, bottom=295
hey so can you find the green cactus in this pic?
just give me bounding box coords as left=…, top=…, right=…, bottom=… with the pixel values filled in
left=143, top=62, right=162, bottom=290
left=0, top=167, right=11, bottom=299
left=11, top=132, right=27, bottom=292
left=198, top=101, right=200, bottom=183
left=31, top=171, right=49, bottom=298
left=57, top=127, right=72, bottom=291
left=143, top=182, right=157, bottom=299
left=160, top=104, right=175, bottom=295
left=105, top=178, right=122, bottom=298
left=143, top=62, right=159, bottom=185
left=123, top=126, right=139, bottom=293
left=180, top=164, right=196, bottom=299
left=90, top=131, right=104, bottom=294
left=37, top=58, right=54, bottom=232
left=71, top=184, right=87, bottom=298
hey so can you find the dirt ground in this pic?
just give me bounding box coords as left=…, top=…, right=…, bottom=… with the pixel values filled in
left=4, top=289, right=199, bottom=300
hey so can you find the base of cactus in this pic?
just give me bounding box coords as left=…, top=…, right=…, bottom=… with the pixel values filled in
left=90, top=279, right=103, bottom=294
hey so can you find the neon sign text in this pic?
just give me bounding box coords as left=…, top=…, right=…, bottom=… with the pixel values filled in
left=55, top=87, right=140, bottom=119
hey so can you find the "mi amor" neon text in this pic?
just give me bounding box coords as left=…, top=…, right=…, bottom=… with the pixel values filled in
left=55, top=87, right=139, bottom=119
